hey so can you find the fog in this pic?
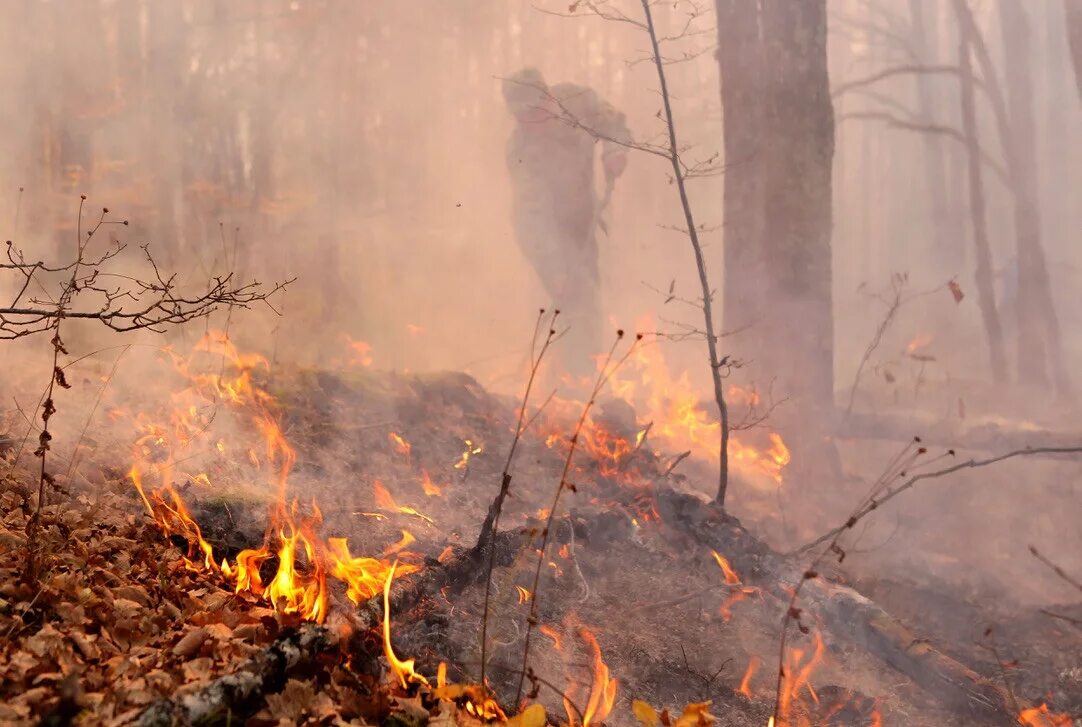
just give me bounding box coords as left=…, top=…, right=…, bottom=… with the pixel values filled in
left=1, top=0, right=1079, bottom=598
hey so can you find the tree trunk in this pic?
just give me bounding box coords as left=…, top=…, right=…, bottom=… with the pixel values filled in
left=757, top=0, right=835, bottom=411
left=996, top=0, right=1071, bottom=394
left=957, top=28, right=1009, bottom=383
left=1065, top=0, right=1082, bottom=98
left=909, top=0, right=961, bottom=272
left=716, top=0, right=836, bottom=480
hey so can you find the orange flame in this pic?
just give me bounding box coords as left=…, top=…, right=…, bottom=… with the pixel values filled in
left=738, top=656, right=759, bottom=698
left=129, top=331, right=408, bottom=624
left=454, top=439, right=483, bottom=470
left=382, top=560, right=428, bottom=688
left=597, top=317, right=792, bottom=485
left=420, top=469, right=443, bottom=497
left=906, top=334, right=934, bottom=354
left=389, top=431, right=412, bottom=460
left=579, top=628, right=618, bottom=727
left=373, top=480, right=435, bottom=525
left=710, top=550, right=759, bottom=621
left=1018, top=704, right=1072, bottom=727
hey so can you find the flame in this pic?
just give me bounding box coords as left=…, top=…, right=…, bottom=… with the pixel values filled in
left=710, top=550, right=759, bottom=621
left=128, top=331, right=408, bottom=624
left=773, top=631, right=827, bottom=727
left=454, top=439, right=483, bottom=470
left=516, top=585, right=531, bottom=604
left=382, top=560, right=428, bottom=688
left=389, top=431, right=412, bottom=460
left=728, top=432, right=790, bottom=485
left=342, top=334, right=374, bottom=367
left=1018, top=704, right=1072, bottom=727
left=738, top=656, right=759, bottom=698
left=540, top=623, right=563, bottom=652
left=578, top=628, right=618, bottom=727
left=373, top=480, right=435, bottom=525
left=420, top=469, right=443, bottom=497
left=592, top=316, right=792, bottom=485
left=906, top=334, right=934, bottom=354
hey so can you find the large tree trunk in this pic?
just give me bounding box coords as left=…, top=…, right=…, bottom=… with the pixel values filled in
left=908, top=0, right=962, bottom=272
left=996, top=0, right=1071, bottom=394
left=716, top=0, right=836, bottom=480
left=957, top=26, right=1009, bottom=383
left=1065, top=0, right=1082, bottom=98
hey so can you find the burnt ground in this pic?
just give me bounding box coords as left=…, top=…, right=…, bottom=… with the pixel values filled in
left=233, top=366, right=1080, bottom=725
left=1, top=364, right=1079, bottom=725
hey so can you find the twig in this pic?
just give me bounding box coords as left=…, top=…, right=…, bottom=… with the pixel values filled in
left=1029, top=545, right=1082, bottom=594
left=477, top=310, right=558, bottom=695
left=514, top=330, right=639, bottom=703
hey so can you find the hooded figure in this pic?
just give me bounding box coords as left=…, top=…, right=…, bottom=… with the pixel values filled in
left=502, top=68, right=630, bottom=380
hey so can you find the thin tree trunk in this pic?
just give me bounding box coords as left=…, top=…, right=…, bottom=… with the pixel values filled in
left=642, top=0, right=730, bottom=504
left=957, top=27, right=1009, bottom=382
left=716, top=0, right=837, bottom=483
left=909, top=0, right=960, bottom=271
left=758, top=0, right=836, bottom=411
left=1064, top=0, right=1082, bottom=98
left=996, top=0, right=1071, bottom=393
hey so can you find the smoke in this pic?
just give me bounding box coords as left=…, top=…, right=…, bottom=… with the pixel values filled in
left=0, top=0, right=1079, bottom=612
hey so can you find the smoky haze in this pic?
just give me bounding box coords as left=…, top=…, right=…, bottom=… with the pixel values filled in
left=0, top=0, right=1079, bottom=601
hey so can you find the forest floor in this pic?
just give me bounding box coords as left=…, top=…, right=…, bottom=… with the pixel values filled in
left=0, top=359, right=1079, bottom=726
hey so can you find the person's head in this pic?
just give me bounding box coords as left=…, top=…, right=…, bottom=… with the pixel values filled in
left=502, top=67, right=550, bottom=120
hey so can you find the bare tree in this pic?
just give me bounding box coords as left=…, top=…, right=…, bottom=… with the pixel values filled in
left=716, top=0, right=836, bottom=480
left=534, top=0, right=733, bottom=503
left=957, top=19, right=1009, bottom=383
left=1065, top=0, right=1082, bottom=99
left=9, top=199, right=287, bottom=580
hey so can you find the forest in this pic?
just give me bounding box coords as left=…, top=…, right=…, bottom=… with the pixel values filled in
left=0, top=1, right=1080, bottom=726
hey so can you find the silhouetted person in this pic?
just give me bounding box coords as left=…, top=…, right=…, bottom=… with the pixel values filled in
left=502, top=68, right=630, bottom=380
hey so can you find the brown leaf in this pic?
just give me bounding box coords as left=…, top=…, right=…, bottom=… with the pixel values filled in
left=172, top=627, right=209, bottom=659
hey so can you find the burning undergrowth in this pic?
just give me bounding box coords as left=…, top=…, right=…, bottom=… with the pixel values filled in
left=0, top=330, right=1078, bottom=726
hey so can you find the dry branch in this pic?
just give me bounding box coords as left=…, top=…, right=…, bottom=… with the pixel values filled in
left=138, top=624, right=343, bottom=727
left=654, top=488, right=1019, bottom=719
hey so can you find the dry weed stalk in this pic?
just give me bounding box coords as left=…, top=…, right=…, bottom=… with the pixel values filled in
left=11, top=197, right=287, bottom=581
left=525, top=0, right=734, bottom=505
left=513, top=329, right=641, bottom=704
left=476, top=309, right=559, bottom=696
left=772, top=440, right=1082, bottom=724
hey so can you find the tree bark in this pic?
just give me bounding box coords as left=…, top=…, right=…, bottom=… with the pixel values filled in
left=995, top=0, right=1070, bottom=393
left=908, top=0, right=962, bottom=272
left=957, top=26, right=1009, bottom=383
left=1065, top=0, right=1082, bottom=99
left=716, top=0, right=836, bottom=479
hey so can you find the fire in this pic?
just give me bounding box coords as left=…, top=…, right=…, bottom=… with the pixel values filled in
left=128, top=330, right=408, bottom=624
left=373, top=480, right=435, bottom=525
left=577, top=628, right=618, bottom=727
left=389, top=431, right=412, bottom=460
left=454, top=439, right=483, bottom=470
left=773, top=631, right=827, bottom=727
left=420, top=469, right=443, bottom=496
left=597, top=317, right=791, bottom=485
left=342, top=334, right=374, bottom=367
left=540, top=623, right=563, bottom=652
left=905, top=334, right=934, bottom=355
left=738, top=656, right=759, bottom=698
left=516, top=585, right=531, bottom=604
left=382, top=560, right=429, bottom=689
left=728, top=432, right=791, bottom=485
left=710, top=550, right=759, bottom=621
left=1018, top=704, right=1072, bottom=727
